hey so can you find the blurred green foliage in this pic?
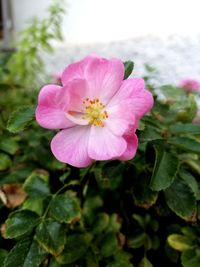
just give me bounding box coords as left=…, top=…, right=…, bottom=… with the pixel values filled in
left=1, top=2, right=200, bottom=266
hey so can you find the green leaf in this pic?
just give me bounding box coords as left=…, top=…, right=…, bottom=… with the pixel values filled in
left=49, top=192, right=81, bottom=223
left=123, top=61, right=134, bottom=79
left=0, top=153, right=11, bottom=171
left=167, top=234, right=193, bottom=251
left=133, top=173, right=158, bottom=208
left=138, top=257, right=153, bottom=267
left=49, top=257, right=62, bottom=267
left=150, top=142, right=179, bottom=191
left=181, top=249, right=200, bottom=267
left=0, top=137, right=19, bottom=155
left=23, top=198, right=44, bottom=216
left=169, top=123, right=200, bottom=135
left=128, top=233, right=146, bottom=248
left=100, top=233, right=119, bottom=258
left=5, top=210, right=39, bottom=239
left=168, top=137, right=200, bottom=153
left=7, top=106, right=35, bottom=133
left=164, top=177, right=196, bottom=220
left=35, top=218, right=65, bottom=256
left=3, top=238, right=47, bottom=267
left=56, top=233, right=92, bottom=264
left=0, top=249, right=8, bottom=267
left=91, top=213, right=109, bottom=235
left=23, top=171, right=50, bottom=198
left=179, top=170, right=200, bottom=200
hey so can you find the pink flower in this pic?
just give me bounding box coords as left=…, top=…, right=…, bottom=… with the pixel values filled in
left=180, top=78, right=200, bottom=92
left=35, top=55, right=153, bottom=168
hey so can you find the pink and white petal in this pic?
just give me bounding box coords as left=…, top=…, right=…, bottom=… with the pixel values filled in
left=51, top=126, right=93, bottom=168
left=65, top=79, right=91, bottom=112
left=86, top=58, right=124, bottom=103
left=37, top=84, right=69, bottom=109
left=108, top=78, right=145, bottom=106
left=118, top=131, right=138, bottom=161
left=61, top=54, right=99, bottom=85
left=36, top=106, right=74, bottom=129
left=108, top=78, right=154, bottom=120
left=36, top=84, right=74, bottom=129
left=105, top=99, right=137, bottom=136
left=88, top=126, right=127, bottom=160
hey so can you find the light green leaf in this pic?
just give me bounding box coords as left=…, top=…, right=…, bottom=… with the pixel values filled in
left=7, top=106, right=35, bottom=133
left=164, top=177, right=196, bottom=220
left=5, top=210, right=39, bottom=239
left=150, top=143, right=179, bottom=191
left=0, top=137, right=19, bottom=155
left=0, top=153, right=12, bottom=171
left=50, top=192, right=81, bottom=223
left=56, top=233, right=92, bottom=264
left=124, top=61, right=134, bottom=79
left=3, top=238, right=47, bottom=267
left=138, top=257, right=153, bottom=267
left=91, top=213, right=109, bottom=235
left=35, top=218, right=65, bottom=256
left=167, top=234, right=193, bottom=251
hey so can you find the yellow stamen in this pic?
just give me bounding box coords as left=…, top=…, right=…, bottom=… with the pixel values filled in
left=81, top=98, right=108, bottom=127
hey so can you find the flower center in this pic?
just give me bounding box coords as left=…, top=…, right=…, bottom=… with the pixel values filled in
left=81, top=98, right=108, bottom=127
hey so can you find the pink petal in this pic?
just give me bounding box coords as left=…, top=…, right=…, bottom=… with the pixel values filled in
left=61, top=54, right=99, bottom=85
left=106, top=99, right=137, bottom=136
left=35, top=84, right=74, bottom=129
left=51, top=126, right=93, bottom=168
left=62, top=55, right=124, bottom=104
left=86, top=57, right=124, bottom=103
left=119, top=128, right=138, bottom=161
left=108, top=78, right=153, bottom=120
left=88, top=126, right=127, bottom=160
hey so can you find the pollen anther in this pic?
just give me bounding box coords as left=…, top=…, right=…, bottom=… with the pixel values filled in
left=81, top=97, right=108, bottom=127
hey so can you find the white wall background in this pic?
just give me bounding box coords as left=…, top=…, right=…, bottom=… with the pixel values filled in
left=11, top=0, right=200, bottom=44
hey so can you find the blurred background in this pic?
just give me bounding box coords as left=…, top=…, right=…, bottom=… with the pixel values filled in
left=1, top=0, right=200, bottom=84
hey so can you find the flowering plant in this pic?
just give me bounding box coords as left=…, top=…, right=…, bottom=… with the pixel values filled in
left=1, top=40, right=200, bottom=266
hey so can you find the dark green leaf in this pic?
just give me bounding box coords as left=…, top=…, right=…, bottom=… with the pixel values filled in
left=0, top=153, right=11, bottom=171
left=23, top=171, right=50, bottom=198
left=56, top=233, right=92, bottom=264
left=100, top=233, right=119, bottom=258
left=169, top=123, right=200, bottom=135
left=181, top=249, right=200, bottom=267
left=179, top=170, right=200, bottom=200
left=50, top=192, right=81, bottom=223
left=35, top=219, right=65, bottom=256
left=0, top=249, right=8, bottom=267
left=123, top=61, right=134, bottom=79
left=7, top=106, right=35, bottom=133
left=91, top=213, right=109, bottom=235
left=133, top=173, right=158, bottom=208
left=168, top=137, right=200, bottom=153
left=150, top=143, right=179, bottom=191
left=3, top=238, right=47, bottom=267
left=164, top=177, right=196, bottom=220
left=5, top=210, right=39, bottom=239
